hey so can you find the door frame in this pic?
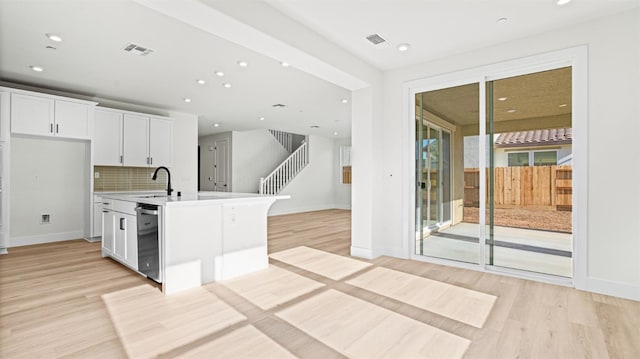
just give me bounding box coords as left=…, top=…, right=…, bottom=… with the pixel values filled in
left=213, top=137, right=230, bottom=192
left=403, top=46, right=587, bottom=289
left=417, top=121, right=453, bottom=231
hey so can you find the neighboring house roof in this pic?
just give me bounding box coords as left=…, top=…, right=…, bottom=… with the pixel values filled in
left=495, top=128, right=572, bottom=148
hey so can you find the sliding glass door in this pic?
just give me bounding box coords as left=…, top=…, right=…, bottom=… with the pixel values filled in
left=415, top=85, right=480, bottom=264
left=485, top=67, right=573, bottom=277
left=414, top=66, right=573, bottom=278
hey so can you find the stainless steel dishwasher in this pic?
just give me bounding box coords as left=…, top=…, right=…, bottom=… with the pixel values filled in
left=135, top=203, right=161, bottom=283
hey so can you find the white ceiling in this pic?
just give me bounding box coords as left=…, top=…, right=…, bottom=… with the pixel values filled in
left=1, top=0, right=638, bottom=139
left=0, top=0, right=352, bottom=138
left=266, top=0, right=640, bottom=70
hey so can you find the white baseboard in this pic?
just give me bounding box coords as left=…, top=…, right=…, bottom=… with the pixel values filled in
left=350, top=246, right=377, bottom=259
left=84, top=236, right=101, bottom=243
left=0, top=248, right=7, bottom=255
left=268, top=204, right=338, bottom=216
left=376, top=245, right=410, bottom=259
left=585, top=277, right=640, bottom=301
left=10, top=230, right=85, bottom=247
left=333, top=204, right=352, bottom=210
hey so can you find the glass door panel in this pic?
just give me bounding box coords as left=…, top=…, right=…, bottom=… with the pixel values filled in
left=485, top=67, right=573, bottom=277
left=415, top=83, right=480, bottom=264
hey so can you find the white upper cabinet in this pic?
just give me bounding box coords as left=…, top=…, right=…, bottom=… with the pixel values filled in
left=10, top=92, right=95, bottom=139
left=10, top=93, right=54, bottom=136
left=54, top=100, right=92, bottom=139
left=94, top=107, right=173, bottom=168
left=94, top=109, right=123, bottom=166
left=123, top=114, right=149, bottom=167
left=149, top=117, right=173, bottom=167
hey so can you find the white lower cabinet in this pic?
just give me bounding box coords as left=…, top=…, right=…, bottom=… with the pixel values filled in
left=102, top=200, right=137, bottom=270
left=102, top=210, right=115, bottom=255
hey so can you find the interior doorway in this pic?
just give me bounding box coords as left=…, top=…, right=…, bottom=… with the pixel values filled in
left=213, top=137, right=230, bottom=192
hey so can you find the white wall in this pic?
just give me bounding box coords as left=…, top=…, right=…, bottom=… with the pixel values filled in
left=334, top=138, right=351, bottom=209
left=231, top=129, right=288, bottom=193
left=168, top=111, right=198, bottom=193
left=365, top=8, right=640, bottom=299
left=10, top=137, right=87, bottom=246
left=269, top=135, right=337, bottom=215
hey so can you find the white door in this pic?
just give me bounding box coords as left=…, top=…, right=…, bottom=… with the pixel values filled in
left=124, top=213, right=138, bottom=269
left=123, top=114, right=149, bottom=166
left=102, top=210, right=116, bottom=255
left=10, top=93, right=54, bottom=136
left=148, top=117, right=173, bottom=167
left=114, top=216, right=126, bottom=260
left=214, top=138, right=230, bottom=192
left=54, top=100, right=91, bottom=139
left=94, top=109, right=123, bottom=166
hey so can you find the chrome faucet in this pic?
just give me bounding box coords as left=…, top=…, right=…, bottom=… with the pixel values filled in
left=152, top=166, right=173, bottom=196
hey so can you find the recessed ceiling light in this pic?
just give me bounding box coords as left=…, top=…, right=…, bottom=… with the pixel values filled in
left=341, top=99, right=348, bottom=104
left=46, top=33, right=62, bottom=42
left=497, top=97, right=508, bottom=101
left=310, top=125, right=320, bottom=129
left=396, top=43, right=411, bottom=52
left=496, top=17, right=508, bottom=24
left=215, top=71, right=224, bottom=77
left=557, top=0, right=572, bottom=5
left=507, top=109, right=516, bottom=113
left=280, top=61, right=289, bottom=67
left=29, top=65, right=44, bottom=72
left=196, top=79, right=206, bottom=85
left=333, top=132, right=338, bottom=136
left=184, top=98, right=192, bottom=103
left=223, top=83, right=231, bottom=88
left=237, top=61, right=248, bottom=67
left=559, top=103, right=568, bottom=107
left=259, top=116, right=265, bottom=121
left=213, top=123, right=220, bottom=127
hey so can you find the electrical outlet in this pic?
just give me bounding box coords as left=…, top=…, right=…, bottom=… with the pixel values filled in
left=41, top=214, right=51, bottom=224
left=94, top=172, right=100, bottom=179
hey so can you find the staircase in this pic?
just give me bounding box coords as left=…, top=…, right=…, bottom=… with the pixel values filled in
left=260, top=131, right=309, bottom=195
left=268, top=129, right=293, bottom=153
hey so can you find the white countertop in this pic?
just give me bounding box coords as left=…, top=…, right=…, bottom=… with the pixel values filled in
left=101, top=191, right=290, bottom=207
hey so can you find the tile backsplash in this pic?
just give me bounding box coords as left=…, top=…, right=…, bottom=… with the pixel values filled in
left=94, top=166, right=168, bottom=192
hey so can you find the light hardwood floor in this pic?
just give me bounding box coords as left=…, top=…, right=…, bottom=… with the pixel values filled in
left=1, top=209, right=639, bottom=358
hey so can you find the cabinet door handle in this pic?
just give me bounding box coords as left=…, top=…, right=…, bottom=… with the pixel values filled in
left=120, top=155, right=123, bottom=164
left=56, top=124, right=59, bottom=133
left=119, top=218, right=125, bottom=231
left=50, top=123, right=53, bottom=133
left=150, top=157, right=153, bottom=165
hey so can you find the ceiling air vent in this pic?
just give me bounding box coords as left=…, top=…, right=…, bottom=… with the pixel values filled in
left=122, top=43, right=153, bottom=56
left=365, top=33, right=386, bottom=46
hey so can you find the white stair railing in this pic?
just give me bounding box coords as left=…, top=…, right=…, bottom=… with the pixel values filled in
left=268, top=129, right=293, bottom=153
left=260, top=141, right=308, bottom=195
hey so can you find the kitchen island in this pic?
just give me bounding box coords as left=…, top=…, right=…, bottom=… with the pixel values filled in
left=100, top=191, right=288, bottom=294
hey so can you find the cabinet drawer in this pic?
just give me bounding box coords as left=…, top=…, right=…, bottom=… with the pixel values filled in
left=112, top=199, right=137, bottom=215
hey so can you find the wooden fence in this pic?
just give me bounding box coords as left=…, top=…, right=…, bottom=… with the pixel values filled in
left=464, top=166, right=572, bottom=211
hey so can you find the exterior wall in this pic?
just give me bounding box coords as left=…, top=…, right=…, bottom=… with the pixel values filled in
left=494, top=144, right=572, bottom=167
